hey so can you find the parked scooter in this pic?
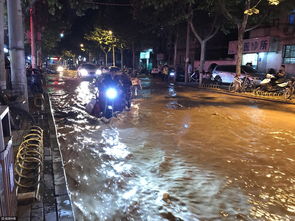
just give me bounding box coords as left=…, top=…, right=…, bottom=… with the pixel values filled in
left=255, top=73, right=289, bottom=93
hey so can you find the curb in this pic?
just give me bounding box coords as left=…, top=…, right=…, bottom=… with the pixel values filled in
left=44, top=91, right=75, bottom=221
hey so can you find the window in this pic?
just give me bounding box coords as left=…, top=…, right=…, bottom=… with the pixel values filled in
left=283, top=45, right=295, bottom=64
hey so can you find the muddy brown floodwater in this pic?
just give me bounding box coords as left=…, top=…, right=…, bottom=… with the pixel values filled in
left=47, top=74, right=295, bottom=221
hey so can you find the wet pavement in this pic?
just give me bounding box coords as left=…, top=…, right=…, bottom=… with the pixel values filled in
left=47, top=73, right=295, bottom=221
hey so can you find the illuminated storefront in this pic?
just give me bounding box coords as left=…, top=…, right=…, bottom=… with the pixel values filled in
left=228, top=37, right=281, bottom=72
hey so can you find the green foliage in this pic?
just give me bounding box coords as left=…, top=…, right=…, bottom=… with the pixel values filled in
left=85, top=28, right=122, bottom=54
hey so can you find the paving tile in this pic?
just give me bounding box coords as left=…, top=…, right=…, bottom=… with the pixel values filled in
left=56, top=195, right=75, bottom=221
left=44, top=174, right=54, bottom=190
left=45, top=212, right=57, bottom=221
left=17, top=205, right=31, bottom=219
left=31, top=207, right=44, bottom=221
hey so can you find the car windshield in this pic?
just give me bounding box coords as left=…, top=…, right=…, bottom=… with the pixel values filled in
left=215, top=65, right=236, bottom=72
left=80, top=64, right=97, bottom=69
left=241, top=65, right=258, bottom=74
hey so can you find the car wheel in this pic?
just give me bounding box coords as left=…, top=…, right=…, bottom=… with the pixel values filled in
left=214, top=75, right=222, bottom=85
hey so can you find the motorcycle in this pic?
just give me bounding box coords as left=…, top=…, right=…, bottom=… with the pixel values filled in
left=167, top=68, right=176, bottom=83
left=86, top=86, right=124, bottom=119
left=101, top=87, right=123, bottom=119
left=255, top=73, right=289, bottom=93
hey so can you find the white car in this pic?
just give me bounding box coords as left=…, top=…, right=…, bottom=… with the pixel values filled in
left=77, top=63, right=102, bottom=78
left=212, top=65, right=263, bottom=84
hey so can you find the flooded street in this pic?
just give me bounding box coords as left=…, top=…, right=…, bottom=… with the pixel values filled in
left=47, top=74, right=295, bottom=221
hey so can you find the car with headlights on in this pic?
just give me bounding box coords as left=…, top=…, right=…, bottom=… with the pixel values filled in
left=77, top=63, right=102, bottom=78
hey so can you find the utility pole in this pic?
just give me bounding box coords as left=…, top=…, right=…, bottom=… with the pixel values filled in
left=30, top=7, right=36, bottom=68
left=7, top=0, right=29, bottom=110
left=0, top=0, right=5, bottom=89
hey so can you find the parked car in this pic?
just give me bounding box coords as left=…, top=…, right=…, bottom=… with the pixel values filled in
left=212, top=65, right=263, bottom=84
left=77, top=63, right=101, bottom=78
left=150, top=67, right=161, bottom=76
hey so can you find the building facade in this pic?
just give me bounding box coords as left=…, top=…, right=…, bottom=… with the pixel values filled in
left=229, top=10, right=295, bottom=75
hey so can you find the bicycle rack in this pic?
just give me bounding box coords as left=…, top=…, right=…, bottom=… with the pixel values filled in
left=14, top=126, right=43, bottom=201
left=200, top=84, right=220, bottom=89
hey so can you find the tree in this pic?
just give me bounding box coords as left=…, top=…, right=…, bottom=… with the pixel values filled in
left=85, top=28, right=119, bottom=65
left=133, top=0, right=190, bottom=80
left=218, top=0, right=284, bottom=77
left=189, top=2, right=222, bottom=85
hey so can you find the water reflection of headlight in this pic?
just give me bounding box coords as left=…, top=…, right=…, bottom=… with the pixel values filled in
left=57, top=66, right=64, bottom=72
left=106, top=88, right=117, bottom=99
left=96, top=69, right=102, bottom=75
left=80, top=69, right=88, bottom=76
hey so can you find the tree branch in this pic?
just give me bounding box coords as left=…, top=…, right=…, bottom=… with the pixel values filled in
left=189, top=20, right=202, bottom=43
left=217, top=0, right=239, bottom=25
left=245, top=11, right=268, bottom=32
left=205, top=24, right=220, bottom=42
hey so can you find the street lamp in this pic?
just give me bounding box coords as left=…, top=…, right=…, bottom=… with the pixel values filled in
left=60, top=33, right=64, bottom=38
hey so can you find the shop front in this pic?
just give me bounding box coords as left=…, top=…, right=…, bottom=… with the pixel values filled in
left=228, top=37, right=280, bottom=73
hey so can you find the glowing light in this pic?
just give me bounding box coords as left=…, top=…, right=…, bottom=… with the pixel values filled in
left=57, top=66, right=64, bottom=72
left=96, top=69, right=102, bottom=75
left=105, top=88, right=117, bottom=99
left=80, top=69, right=88, bottom=76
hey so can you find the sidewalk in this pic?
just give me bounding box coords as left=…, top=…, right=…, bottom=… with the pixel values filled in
left=13, top=88, right=74, bottom=220
left=175, top=81, right=295, bottom=105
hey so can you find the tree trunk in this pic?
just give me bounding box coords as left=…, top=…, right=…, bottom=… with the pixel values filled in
left=0, top=0, right=6, bottom=89
left=105, top=52, right=108, bottom=66
left=112, top=46, right=115, bottom=66
left=173, top=31, right=178, bottom=68
left=132, top=41, right=135, bottom=70
left=7, top=0, right=28, bottom=110
left=236, top=3, right=249, bottom=76
left=199, top=40, right=206, bottom=86
left=184, top=19, right=190, bottom=84
left=120, top=48, right=123, bottom=68
left=30, top=7, right=36, bottom=68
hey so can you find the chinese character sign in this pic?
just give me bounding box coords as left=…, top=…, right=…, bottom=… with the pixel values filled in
left=228, top=37, right=271, bottom=54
